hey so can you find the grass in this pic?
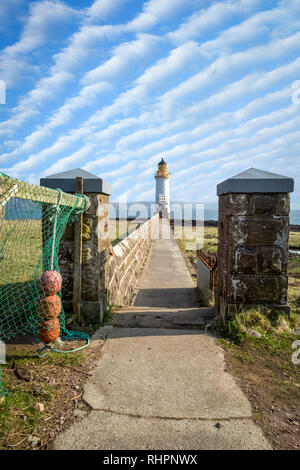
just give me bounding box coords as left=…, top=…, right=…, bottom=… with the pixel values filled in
left=0, top=338, right=103, bottom=449
left=0, top=386, right=47, bottom=448
left=109, top=219, right=128, bottom=245
left=214, top=302, right=300, bottom=450
left=0, top=220, right=42, bottom=285
left=201, top=226, right=218, bottom=253
left=174, top=225, right=218, bottom=290
left=287, top=252, right=300, bottom=324
left=289, top=230, right=300, bottom=249
left=218, top=329, right=300, bottom=450
left=174, top=225, right=217, bottom=268
left=173, top=224, right=217, bottom=253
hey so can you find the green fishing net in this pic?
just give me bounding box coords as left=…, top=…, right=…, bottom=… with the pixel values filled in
left=0, top=172, right=89, bottom=396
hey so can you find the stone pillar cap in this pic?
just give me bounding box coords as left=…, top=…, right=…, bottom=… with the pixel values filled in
left=40, top=168, right=111, bottom=195
left=217, top=167, right=294, bottom=195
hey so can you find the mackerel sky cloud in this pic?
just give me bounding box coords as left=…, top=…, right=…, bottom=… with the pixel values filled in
left=0, top=0, right=299, bottom=207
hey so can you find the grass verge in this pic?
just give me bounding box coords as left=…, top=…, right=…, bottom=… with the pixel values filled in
left=0, top=334, right=105, bottom=450
left=219, top=327, right=300, bottom=450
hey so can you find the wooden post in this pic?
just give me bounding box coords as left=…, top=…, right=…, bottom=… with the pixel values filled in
left=73, top=177, right=83, bottom=323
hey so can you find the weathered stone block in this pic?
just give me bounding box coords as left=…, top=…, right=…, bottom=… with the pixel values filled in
left=218, top=195, right=229, bottom=217
left=233, top=247, right=257, bottom=274
left=249, top=194, right=277, bottom=215
left=228, top=193, right=249, bottom=215
left=82, top=247, right=91, bottom=265
left=229, top=275, right=288, bottom=304
left=247, top=193, right=290, bottom=217
left=257, top=247, right=283, bottom=274
left=218, top=214, right=230, bottom=243
left=231, top=246, right=285, bottom=275
left=82, top=215, right=91, bottom=240
left=228, top=216, right=289, bottom=246
left=275, top=194, right=289, bottom=216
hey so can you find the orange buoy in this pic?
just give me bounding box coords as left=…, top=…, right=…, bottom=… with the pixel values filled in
left=38, top=318, right=60, bottom=344
left=38, top=295, right=61, bottom=320
left=39, top=271, right=62, bottom=296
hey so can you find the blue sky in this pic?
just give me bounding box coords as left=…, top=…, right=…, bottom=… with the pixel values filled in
left=0, top=0, right=299, bottom=208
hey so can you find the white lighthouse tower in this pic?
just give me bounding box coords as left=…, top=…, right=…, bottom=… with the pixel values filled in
left=155, top=157, right=170, bottom=215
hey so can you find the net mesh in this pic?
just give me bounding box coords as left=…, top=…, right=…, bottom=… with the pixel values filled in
left=0, top=172, right=88, bottom=396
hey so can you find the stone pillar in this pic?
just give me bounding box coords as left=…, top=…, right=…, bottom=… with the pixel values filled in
left=216, top=168, right=294, bottom=317
left=40, top=168, right=111, bottom=322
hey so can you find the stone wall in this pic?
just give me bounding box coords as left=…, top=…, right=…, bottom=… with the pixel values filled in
left=107, top=213, right=159, bottom=307
left=59, top=192, right=110, bottom=320
left=217, top=192, right=290, bottom=316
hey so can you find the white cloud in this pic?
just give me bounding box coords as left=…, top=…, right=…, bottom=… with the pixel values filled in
left=101, top=160, right=139, bottom=179
left=86, top=0, right=129, bottom=20
left=159, top=31, right=300, bottom=116
left=126, top=0, right=197, bottom=32
left=42, top=145, right=96, bottom=176
left=5, top=52, right=297, bottom=177
left=173, top=128, right=300, bottom=184
left=168, top=0, right=267, bottom=44
left=21, top=38, right=199, bottom=152
left=83, top=99, right=297, bottom=184
left=75, top=29, right=300, bottom=135
left=0, top=0, right=81, bottom=87
left=0, top=1, right=125, bottom=134
left=169, top=1, right=242, bottom=44
left=82, top=34, right=160, bottom=85
left=6, top=81, right=112, bottom=154
left=198, top=3, right=300, bottom=57
left=74, top=57, right=300, bottom=169
left=0, top=0, right=191, bottom=140
left=136, top=41, right=201, bottom=87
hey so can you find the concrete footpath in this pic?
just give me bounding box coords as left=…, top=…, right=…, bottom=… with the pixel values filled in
left=54, top=222, right=271, bottom=450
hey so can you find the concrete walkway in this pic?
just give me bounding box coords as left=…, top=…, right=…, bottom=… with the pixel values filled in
left=109, top=220, right=215, bottom=329
left=54, top=221, right=271, bottom=450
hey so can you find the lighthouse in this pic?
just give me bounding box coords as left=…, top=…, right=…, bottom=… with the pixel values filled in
left=155, top=158, right=170, bottom=215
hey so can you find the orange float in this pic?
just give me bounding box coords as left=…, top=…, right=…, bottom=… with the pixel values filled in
left=39, top=271, right=62, bottom=296
left=38, top=318, right=60, bottom=344
left=38, top=295, right=61, bottom=320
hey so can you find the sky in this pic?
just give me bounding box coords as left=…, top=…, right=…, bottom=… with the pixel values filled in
left=0, top=0, right=299, bottom=208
